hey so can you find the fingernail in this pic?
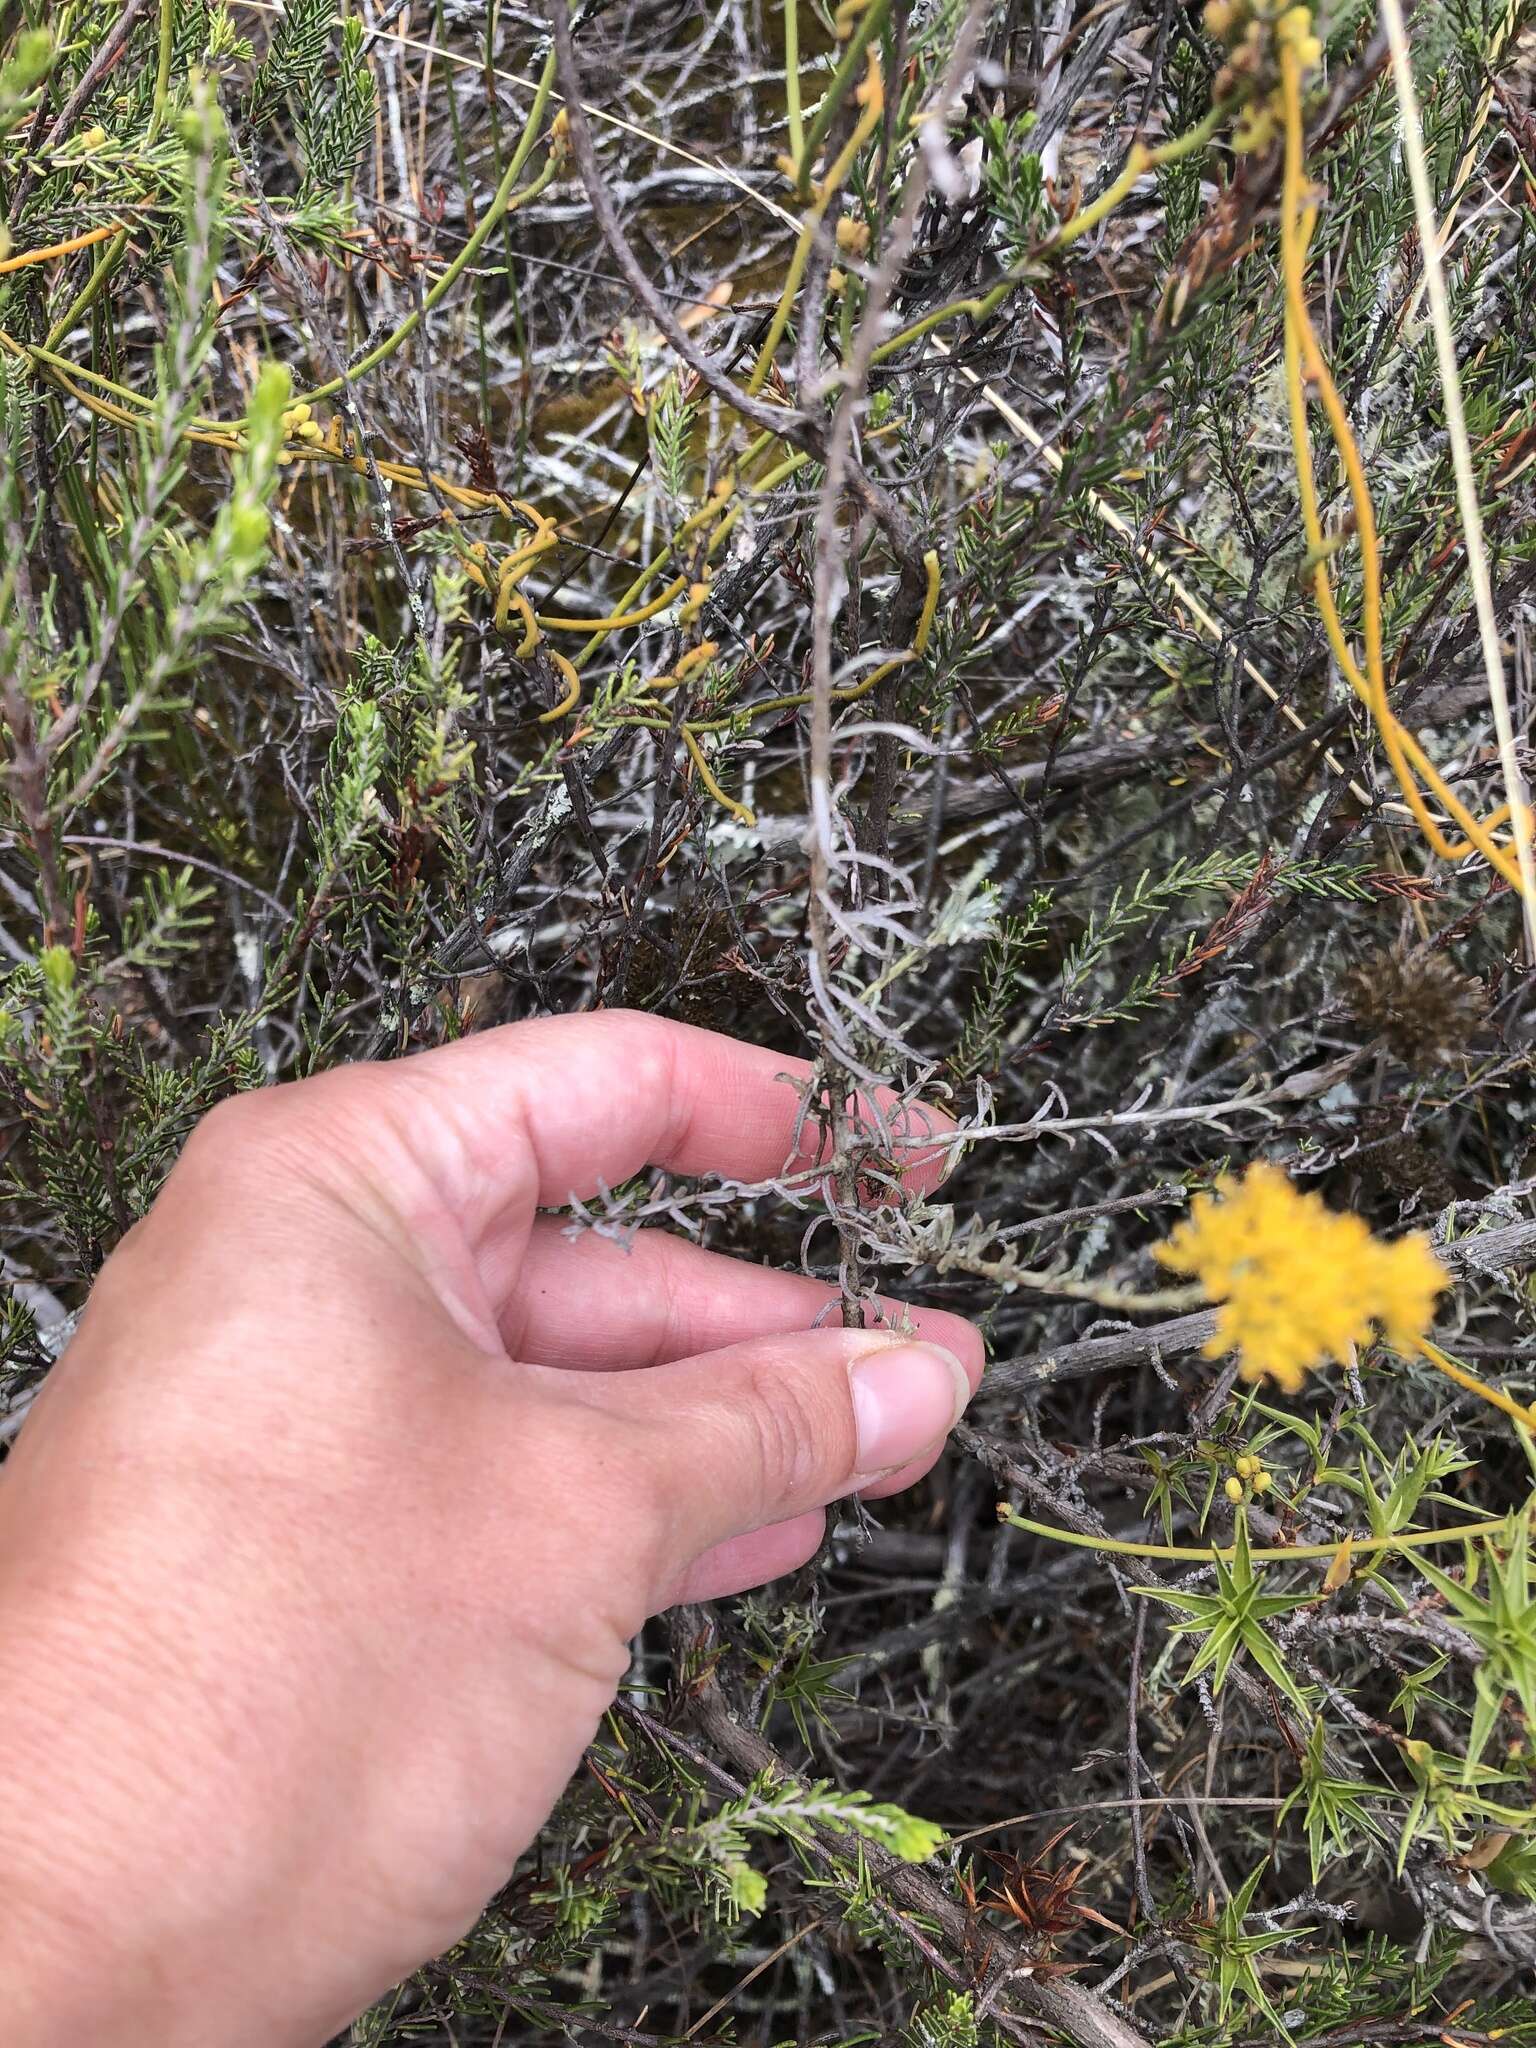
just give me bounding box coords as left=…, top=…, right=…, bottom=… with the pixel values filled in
left=848, top=1342, right=972, bottom=1477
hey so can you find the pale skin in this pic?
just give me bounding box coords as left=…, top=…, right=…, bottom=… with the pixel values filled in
left=0, top=1012, right=983, bottom=2046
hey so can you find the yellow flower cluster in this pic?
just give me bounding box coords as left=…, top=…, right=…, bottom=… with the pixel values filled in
left=1156, top=1164, right=1446, bottom=1394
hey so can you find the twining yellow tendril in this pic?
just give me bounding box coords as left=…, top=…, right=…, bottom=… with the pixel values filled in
left=751, top=48, right=885, bottom=395
left=498, top=585, right=541, bottom=657
left=0, top=221, right=124, bottom=275
left=733, top=547, right=941, bottom=723
left=1278, top=24, right=1533, bottom=902
left=682, top=723, right=754, bottom=826
left=537, top=650, right=582, bottom=723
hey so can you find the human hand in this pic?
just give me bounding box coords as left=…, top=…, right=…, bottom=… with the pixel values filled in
left=0, top=1012, right=981, bottom=2046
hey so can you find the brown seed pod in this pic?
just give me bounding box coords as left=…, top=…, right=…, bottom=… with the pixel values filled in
left=1340, top=946, right=1488, bottom=1070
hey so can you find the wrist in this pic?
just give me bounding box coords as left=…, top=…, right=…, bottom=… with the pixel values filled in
left=0, top=1569, right=293, bottom=2048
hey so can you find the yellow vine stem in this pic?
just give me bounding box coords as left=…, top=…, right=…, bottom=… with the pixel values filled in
left=748, top=48, right=885, bottom=396
left=644, top=640, right=721, bottom=696
left=1417, top=1338, right=1536, bottom=1432
left=496, top=584, right=541, bottom=656
left=783, top=0, right=804, bottom=164
left=1278, top=42, right=1534, bottom=909
left=563, top=444, right=809, bottom=674
left=12, top=312, right=806, bottom=691
left=1051, top=104, right=1226, bottom=255
left=0, top=221, right=125, bottom=275
left=681, top=724, right=754, bottom=825
left=733, top=546, right=941, bottom=723
left=1378, top=0, right=1536, bottom=954
left=999, top=1505, right=1517, bottom=1567
left=537, top=651, right=583, bottom=723
left=536, top=576, right=690, bottom=635
left=0, top=330, right=531, bottom=520
left=868, top=105, right=1226, bottom=367
left=790, top=0, right=893, bottom=201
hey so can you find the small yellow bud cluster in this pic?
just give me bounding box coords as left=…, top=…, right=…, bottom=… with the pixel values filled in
left=1205, top=2, right=1321, bottom=155
left=835, top=216, right=870, bottom=259
left=281, top=401, right=325, bottom=446
left=1277, top=3, right=1322, bottom=65
left=1225, top=1453, right=1276, bottom=1504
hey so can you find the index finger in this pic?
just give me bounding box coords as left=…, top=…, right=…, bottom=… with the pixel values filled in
left=398, top=1009, right=956, bottom=1216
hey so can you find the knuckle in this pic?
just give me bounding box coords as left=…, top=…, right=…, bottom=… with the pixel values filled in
left=182, top=1070, right=376, bottom=1183
left=182, top=1085, right=292, bottom=1168
left=737, top=1352, right=841, bottom=1508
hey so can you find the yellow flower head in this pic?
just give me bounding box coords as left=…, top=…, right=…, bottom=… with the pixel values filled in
left=1276, top=5, right=1322, bottom=68
left=1155, top=1164, right=1446, bottom=1394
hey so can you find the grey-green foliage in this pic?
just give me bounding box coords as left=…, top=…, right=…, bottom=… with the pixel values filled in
left=979, top=111, right=1044, bottom=268
left=244, top=0, right=337, bottom=130
left=0, top=78, right=284, bottom=1276
left=0, top=943, right=262, bottom=1275
left=905, top=1990, right=980, bottom=2048
left=243, top=0, right=373, bottom=199
left=648, top=372, right=700, bottom=509
left=297, top=13, right=375, bottom=197
left=0, top=25, right=51, bottom=141
left=264, top=619, right=477, bottom=1060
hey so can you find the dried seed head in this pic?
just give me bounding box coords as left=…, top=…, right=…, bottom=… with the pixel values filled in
left=1341, top=947, right=1488, bottom=1070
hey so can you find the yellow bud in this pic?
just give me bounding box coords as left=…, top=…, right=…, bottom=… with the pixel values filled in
left=1235, top=1455, right=1256, bottom=1477
left=1252, top=1471, right=1274, bottom=1494
left=674, top=639, right=720, bottom=680
left=1233, top=104, right=1277, bottom=154
left=79, top=125, right=108, bottom=149
left=1224, top=1476, right=1245, bottom=1504
left=828, top=266, right=847, bottom=296
left=835, top=215, right=871, bottom=258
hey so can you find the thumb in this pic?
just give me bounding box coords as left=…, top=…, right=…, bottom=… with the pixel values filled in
left=595, top=1327, right=977, bottom=1581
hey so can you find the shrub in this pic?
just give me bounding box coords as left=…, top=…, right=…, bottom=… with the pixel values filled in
left=4, top=0, right=1536, bottom=2041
